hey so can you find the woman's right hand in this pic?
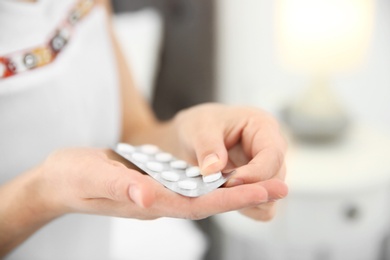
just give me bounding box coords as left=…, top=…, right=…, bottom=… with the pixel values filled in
left=1, top=146, right=276, bottom=256
left=38, top=147, right=274, bottom=220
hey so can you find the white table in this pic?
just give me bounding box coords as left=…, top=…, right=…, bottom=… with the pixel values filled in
left=213, top=124, right=390, bottom=260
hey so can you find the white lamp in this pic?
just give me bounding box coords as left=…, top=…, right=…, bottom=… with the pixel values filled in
left=275, top=0, right=374, bottom=141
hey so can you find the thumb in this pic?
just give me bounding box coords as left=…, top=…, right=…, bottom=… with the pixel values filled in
left=98, top=163, right=156, bottom=208
left=193, top=133, right=228, bottom=175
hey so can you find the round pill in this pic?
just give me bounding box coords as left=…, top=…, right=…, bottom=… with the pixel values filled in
left=161, top=171, right=180, bottom=182
left=140, top=144, right=159, bottom=155
left=202, top=172, right=222, bottom=183
left=170, top=160, right=187, bottom=170
left=131, top=152, right=149, bottom=163
left=185, top=166, right=201, bottom=177
left=178, top=180, right=198, bottom=190
left=155, top=152, right=173, bottom=162
left=146, top=161, right=164, bottom=172
left=117, top=143, right=135, bottom=154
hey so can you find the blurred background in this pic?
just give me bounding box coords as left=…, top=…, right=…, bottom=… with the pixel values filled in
left=110, top=0, right=390, bottom=259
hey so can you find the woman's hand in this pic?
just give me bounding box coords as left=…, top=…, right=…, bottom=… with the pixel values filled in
left=165, top=103, right=288, bottom=221
left=38, top=103, right=287, bottom=221
left=35, top=148, right=274, bottom=220
left=1, top=103, right=287, bottom=257
left=0, top=106, right=287, bottom=257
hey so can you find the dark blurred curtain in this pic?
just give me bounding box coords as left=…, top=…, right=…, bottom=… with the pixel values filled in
left=112, top=0, right=216, bottom=120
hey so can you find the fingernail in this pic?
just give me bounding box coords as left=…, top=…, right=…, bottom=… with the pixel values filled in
left=225, top=178, right=244, bottom=187
left=129, top=186, right=143, bottom=207
left=202, top=153, right=220, bottom=171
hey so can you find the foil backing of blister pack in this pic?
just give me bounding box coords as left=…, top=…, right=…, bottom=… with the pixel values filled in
left=114, top=143, right=233, bottom=197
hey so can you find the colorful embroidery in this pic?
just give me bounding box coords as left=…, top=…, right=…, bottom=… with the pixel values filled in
left=0, top=0, right=95, bottom=79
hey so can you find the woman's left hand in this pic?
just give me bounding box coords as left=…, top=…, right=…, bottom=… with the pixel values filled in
left=164, top=103, right=288, bottom=221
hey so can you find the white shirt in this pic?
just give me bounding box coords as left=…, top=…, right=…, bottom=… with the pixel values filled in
left=0, top=0, right=121, bottom=259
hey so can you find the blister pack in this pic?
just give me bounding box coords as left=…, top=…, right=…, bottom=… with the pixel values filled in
left=114, top=143, right=233, bottom=197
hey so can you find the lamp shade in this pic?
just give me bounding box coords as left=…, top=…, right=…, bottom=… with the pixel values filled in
left=275, top=0, right=374, bottom=74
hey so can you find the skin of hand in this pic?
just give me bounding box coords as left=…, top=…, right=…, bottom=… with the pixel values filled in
left=164, top=103, right=288, bottom=221
left=8, top=102, right=287, bottom=223
left=3, top=104, right=287, bottom=229
left=0, top=145, right=277, bottom=256
left=29, top=147, right=281, bottom=221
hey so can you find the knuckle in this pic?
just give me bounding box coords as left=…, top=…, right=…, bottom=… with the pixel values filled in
left=274, top=147, right=285, bottom=171
left=190, top=210, right=209, bottom=220
left=258, top=212, right=275, bottom=222
left=264, top=146, right=285, bottom=174
left=193, top=134, right=221, bottom=157
left=105, top=177, right=127, bottom=201
left=241, top=201, right=278, bottom=221
left=185, top=201, right=207, bottom=220
left=256, top=203, right=277, bottom=221
left=186, top=211, right=203, bottom=220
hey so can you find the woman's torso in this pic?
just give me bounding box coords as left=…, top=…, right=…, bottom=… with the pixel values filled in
left=0, top=0, right=121, bottom=258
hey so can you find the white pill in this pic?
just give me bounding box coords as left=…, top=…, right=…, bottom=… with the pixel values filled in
left=132, top=152, right=149, bottom=163
left=185, top=166, right=201, bottom=177
left=178, top=180, right=198, bottom=190
left=140, top=144, right=159, bottom=155
left=202, top=172, right=222, bottom=183
left=117, top=143, right=135, bottom=154
left=146, top=161, right=164, bottom=172
left=161, top=171, right=180, bottom=182
left=155, top=152, right=173, bottom=162
left=170, top=160, right=187, bottom=169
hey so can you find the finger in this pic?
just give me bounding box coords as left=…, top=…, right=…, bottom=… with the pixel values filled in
left=85, top=159, right=157, bottom=208
left=259, top=178, right=288, bottom=201
left=192, top=131, right=229, bottom=176
left=228, top=178, right=288, bottom=201
left=226, top=143, right=250, bottom=168
left=141, top=180, right=270, bottom=220
left=225, top=146, right=285, bottom=186
left=186, top=183, right=270, bottom=220
left=224, top=114, right=286, bottom=185
left=278, top=162, right=287, bottom=181
left=239, top=202, right=277, bottom=221
left=238, top=178, right=288, bottom=221
left=242, top=113, right=288, bottom=158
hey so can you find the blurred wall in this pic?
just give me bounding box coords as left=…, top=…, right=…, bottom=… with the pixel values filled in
left=216, top=0, right=390, bottom=131
left=214, top=1, right=390, bottom=259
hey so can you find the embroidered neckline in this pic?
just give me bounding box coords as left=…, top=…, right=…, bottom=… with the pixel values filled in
left=0, top=0, right=95, bottom=80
